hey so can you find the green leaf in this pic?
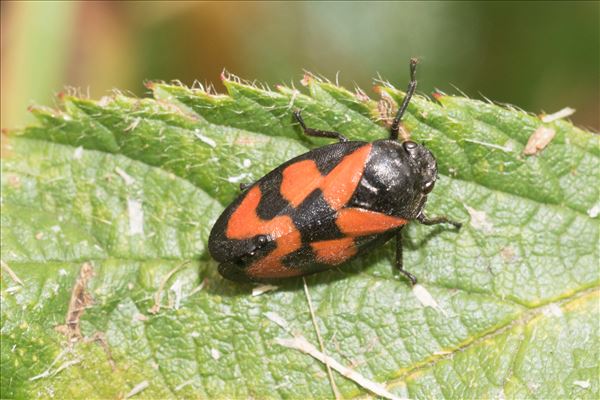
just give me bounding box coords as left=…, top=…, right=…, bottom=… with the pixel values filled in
left=1, top=74, right=598, bottom=399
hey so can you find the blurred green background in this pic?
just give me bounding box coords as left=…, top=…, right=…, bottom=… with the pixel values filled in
left=1, top=1, right=598, bottom=130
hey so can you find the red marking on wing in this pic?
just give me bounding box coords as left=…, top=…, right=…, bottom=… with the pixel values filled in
left=280, top=144, right=373, bottom=210
left=280, top=160, right=323, bottom=208
left=226, top=186, right=262, bottom=239
left=226, top=186, right=303, bottom=278
left=246, top=230, right=303, bottom=278
left=226, top=186, right=296, bottom=240
left=311, top=238, right=357, bottom=265
left=321, top=144, right=372, bottom=210
left=336, top=208, right=407, bottom=236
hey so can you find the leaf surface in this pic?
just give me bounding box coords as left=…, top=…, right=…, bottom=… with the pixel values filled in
left=1, top=75, right=598, bottom=399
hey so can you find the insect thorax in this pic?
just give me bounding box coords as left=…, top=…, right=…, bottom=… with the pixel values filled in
left=348, top=139, right=436, bottom=219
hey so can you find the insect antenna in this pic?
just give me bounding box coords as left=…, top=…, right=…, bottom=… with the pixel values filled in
left=390, top=58, right=418, bottom=141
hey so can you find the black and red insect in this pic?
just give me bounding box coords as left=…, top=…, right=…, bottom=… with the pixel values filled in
left=209, top=60, right=461, bottom=284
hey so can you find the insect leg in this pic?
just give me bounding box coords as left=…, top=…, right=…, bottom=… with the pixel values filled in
left=390, top=58, right=418, bottom=140
left=396, top=229, right=417, bottom=285
left=417, top=213, right=462, bottom=229
left=293, top=110, right=348, bottom=143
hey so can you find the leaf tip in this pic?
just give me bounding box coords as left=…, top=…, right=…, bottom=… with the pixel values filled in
left=27, top=104, right=53, bottom=118
left=354, top=87, right=371, bottom=103
left=220, top=69, right=230, bottom=82
left=144, top=80, right=156, bottom=90
left=300, top=72, right=314, bottom=87
left=431, top=90, right=445, bottom=101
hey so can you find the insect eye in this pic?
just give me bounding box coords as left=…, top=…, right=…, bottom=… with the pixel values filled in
left=403, top=141, right=418, bottom=153
left=423, top=181, right=435, bottom=194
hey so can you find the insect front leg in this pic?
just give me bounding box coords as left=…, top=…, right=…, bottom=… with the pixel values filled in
left=293, top=110, right=348, bottom=143
left=417, top=213, right=462, bottom=229
left=395, top=228, right=418, bottom=285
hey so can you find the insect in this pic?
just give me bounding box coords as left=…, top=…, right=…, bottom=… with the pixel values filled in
left=208, top=59, right=461, bottom=284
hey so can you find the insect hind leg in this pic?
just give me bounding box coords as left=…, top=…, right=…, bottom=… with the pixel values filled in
left=293, top=110, right=348, bottom=143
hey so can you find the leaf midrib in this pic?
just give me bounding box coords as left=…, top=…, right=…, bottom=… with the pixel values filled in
left=380, top=287, right=599, bottom=396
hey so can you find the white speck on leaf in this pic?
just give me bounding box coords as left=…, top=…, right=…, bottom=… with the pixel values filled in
left=587, top=203, right=600, bottom=218
left=170, top=279, right=184, bottom=310
left=127, top=198, right=144, bottom=235
left=464, top=204, right=494, bottom=234
left=194, top=129, right=217, bottom=148
left=227, top=173, right=250, bottom=183
left=115, top=167, right=136, bottom=186
left=73, top=146, right=84, bottom=159
left=242, top=159, right=252, bottom=168
left=412, top=284, right=447, bottom=316
left=174, top=380, right=194, bottom=392
left=252, top=284, right=278, bottom=296
left=210, top=348, right=221, bottom=360
left=573, top=380, right=591, bottom=389
left=542, top=303, right=563, bottom=318
left=465, top=139, right=513, bottom=153
left=265, top=312, right=289, bottom=331
left=124, top=380, right=149, bottom=398
left=50, top=225, right=61, bottom=233
left=540, top=107, right=575, bottom=123
left=524, top=126, right=556, bottom=155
